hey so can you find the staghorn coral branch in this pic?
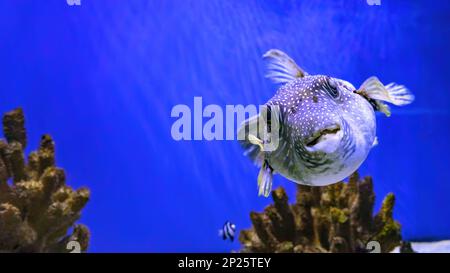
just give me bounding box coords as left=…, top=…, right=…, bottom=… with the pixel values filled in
left=2, top=108, right=26, bottom=148
left=0, top=108, right=90, bottom=253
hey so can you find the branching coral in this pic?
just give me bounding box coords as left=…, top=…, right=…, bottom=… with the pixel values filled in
left=239, top=172, right=403, bottom=253
left=0, top=108, right=90, bottom=253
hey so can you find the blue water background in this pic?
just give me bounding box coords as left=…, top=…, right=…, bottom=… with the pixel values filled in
left=0, top=0, right=449, bottom=252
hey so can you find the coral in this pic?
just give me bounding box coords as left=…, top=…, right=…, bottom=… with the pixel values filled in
left=399, top=241, right=416, bottom=253
left=239, top=172, right=403, bottom=253
left=0, top=108, right=90, bottom=253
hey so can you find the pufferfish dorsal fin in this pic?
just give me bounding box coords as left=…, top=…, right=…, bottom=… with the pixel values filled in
left=263, top=49, right=308, bottom=84
left=357, top=76, right=415, bottom=117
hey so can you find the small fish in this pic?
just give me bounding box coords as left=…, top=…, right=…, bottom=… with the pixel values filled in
left=219, top=221, right=236, bottom=242
left=239, top=49, right=414, bottom=197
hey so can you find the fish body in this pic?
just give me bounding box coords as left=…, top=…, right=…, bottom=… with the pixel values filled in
left=219, top=221, right=236, bottom=242
left=239, top=49, right=414, bottom=197
left=266, top=75, right=376, bottom=186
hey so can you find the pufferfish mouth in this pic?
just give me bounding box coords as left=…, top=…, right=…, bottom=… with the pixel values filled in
left=305, top=125, right=341, bottom=147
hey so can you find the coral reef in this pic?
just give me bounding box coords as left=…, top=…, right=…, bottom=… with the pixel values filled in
left=399, top=241, right=416, bottom=253
left=0, top=108, right=90, bottom=253
left=239, top=172, right=403, bottom=253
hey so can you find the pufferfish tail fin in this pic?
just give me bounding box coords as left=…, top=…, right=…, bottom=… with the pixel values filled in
left=263, top=49, right=308, bottom=84
left=358, top=76, right=415, bottom=117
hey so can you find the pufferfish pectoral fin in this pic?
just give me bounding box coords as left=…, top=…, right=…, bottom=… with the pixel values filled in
left=263, top=49, right=308, bottom=84
left=257, top=160, right=273, bottom=197
left=358, top=76, right=415, bottom=117
left=237, top=104, right=283, bottom=164
left=237, top=114, right=265, bottom=165
left=239, top=127, right=273, bottom=198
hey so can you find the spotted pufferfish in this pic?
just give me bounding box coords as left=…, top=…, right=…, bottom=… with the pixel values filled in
left=238, top=49, right=414, bottom=197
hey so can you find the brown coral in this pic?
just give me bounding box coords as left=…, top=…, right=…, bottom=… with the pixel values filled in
left=0, top=108, right=90, bottom=253
left=239, top=172, right=402, bottom=253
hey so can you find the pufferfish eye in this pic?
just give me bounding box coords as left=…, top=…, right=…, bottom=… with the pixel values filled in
left=325, top=78, right=340, bottom=99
